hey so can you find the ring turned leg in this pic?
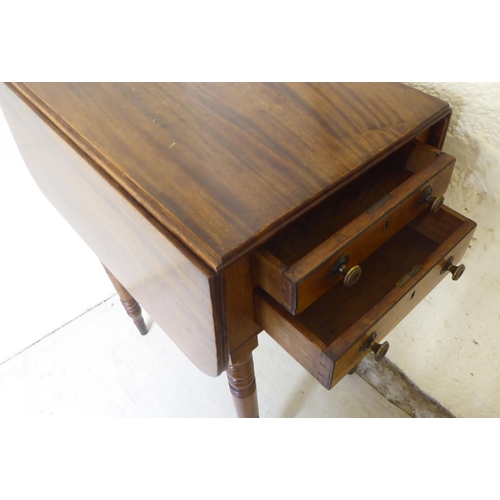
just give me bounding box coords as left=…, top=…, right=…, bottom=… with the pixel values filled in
left=102, top=264, right=148, bottom=335
left=227, top=352, right=259, bottom=418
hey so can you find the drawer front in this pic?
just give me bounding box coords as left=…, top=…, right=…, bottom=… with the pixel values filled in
left=255, top=207, right=476, bottom=389
left=253, top=142, right=456, bottom=315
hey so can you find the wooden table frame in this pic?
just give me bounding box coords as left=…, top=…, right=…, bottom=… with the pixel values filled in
left=0, top=83, right=458, bottom=417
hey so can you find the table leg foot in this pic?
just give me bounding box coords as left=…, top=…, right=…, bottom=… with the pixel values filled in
left=348, top=363, right=360, bottom=375
left=102, top=264, right=148, bottom=335
left=227, top=352, right=259, bottom=418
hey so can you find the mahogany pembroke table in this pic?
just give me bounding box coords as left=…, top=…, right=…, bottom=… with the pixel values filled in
left=0, top=83, right=475, bottom=417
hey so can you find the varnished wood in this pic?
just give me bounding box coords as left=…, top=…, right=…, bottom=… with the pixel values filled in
left=255, top=206, right=476, bottom=389
left=227, top=348, right=259, bottom=418
left=0, top=83, right=227, bottom=377
left=324, top=208, right=475, bottom=360
left=222, top=257, right=261, bottom=353
left=8, top=83, right=451, bottom=270
left=409, top=205, right=465, bottom=244
left=428, top=113, right=452, bottom=150
left=1, top=82, right=474, bottom=417
left=254, top=289, right=331, bottom=387
left=103, top=264, right=148, bottom=335
left=251, top=248, right=296, bottom=312
left=263, top=145, right=414, bottom=266
left=253, top=142, right=456, bottom=314
left=329, top=215, right=474, bottom=384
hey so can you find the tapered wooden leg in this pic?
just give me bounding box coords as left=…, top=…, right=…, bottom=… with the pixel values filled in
left=102, top=264, right=148, bottom=335
left=227, top=352, right=259, bottom=418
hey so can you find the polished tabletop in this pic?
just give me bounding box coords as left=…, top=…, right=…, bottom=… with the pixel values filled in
left=10, top=83, right=449, bottom=269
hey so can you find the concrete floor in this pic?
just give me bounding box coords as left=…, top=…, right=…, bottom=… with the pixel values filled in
left=0, top=294, right=409, bottom=418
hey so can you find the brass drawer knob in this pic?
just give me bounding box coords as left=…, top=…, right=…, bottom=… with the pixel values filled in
left=441, top=256, right=465, bottom=281
left=418, top=186, right=444, bottom=213
left=330, top=255, right=362, bottom=287
left=360, top=332, right=389, bottom=361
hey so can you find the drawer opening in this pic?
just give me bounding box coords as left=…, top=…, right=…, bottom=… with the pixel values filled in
left=290, top=208, right=466, bottom=347
left=255, top=206, right=476, bottom=389
left=252, top=140, right=456, bottom=315
left=263, top=140, right=439, bottom=266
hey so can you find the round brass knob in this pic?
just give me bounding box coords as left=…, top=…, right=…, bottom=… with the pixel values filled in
left=371, top=341, right=390, bottom=361
left=360, top=332, right=390, bottom=361
left=418, top=186, right=444, bottom=213
left=330, top=255, right=362, bottom=287
left=429, top=194, right=445, bottom=213
left=441, top=256, right=466, bottom=281
left=340, top=264, right=362, bottom=287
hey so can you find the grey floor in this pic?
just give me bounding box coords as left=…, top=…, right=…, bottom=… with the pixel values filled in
left=0, top=295, right=408, bottom=418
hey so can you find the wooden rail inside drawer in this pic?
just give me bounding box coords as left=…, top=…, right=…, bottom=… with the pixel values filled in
left=252, top=141, right=457, bottom=315
left=255, top=206, right=476, bottom=389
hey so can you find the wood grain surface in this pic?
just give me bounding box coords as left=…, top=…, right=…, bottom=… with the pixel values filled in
left=0, top=83, right=227, bottom=377
left=256, top=207, right=476, bottom=388
left=329, top=210, right=475, bottom=385
left=9, top=83, right=450, bottom=270
left=253, top=142, right=456, bottom=314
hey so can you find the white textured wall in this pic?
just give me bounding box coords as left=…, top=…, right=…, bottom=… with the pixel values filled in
left=388, top=83, right=500, bottom=417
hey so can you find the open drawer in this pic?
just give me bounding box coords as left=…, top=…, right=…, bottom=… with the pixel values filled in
left=252, top=141, right=457, bottom=315
left=254, top=206, right=476, bottom=389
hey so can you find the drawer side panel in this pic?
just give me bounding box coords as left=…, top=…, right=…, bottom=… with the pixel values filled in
left=254, top=289, right=332, bottom=388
